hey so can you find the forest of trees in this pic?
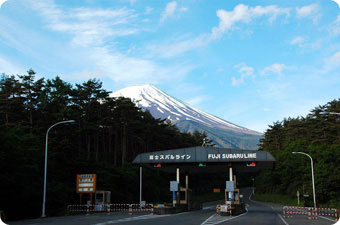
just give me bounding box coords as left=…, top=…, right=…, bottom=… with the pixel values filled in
left=256, top=99, right=340, bottom=208
left=0, top=70, right=211, bottom=220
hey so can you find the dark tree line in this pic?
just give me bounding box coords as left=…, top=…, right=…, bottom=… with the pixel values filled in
left=256, top=99, right=340, bottom=208
left=0, top=70, right=211, bottom=220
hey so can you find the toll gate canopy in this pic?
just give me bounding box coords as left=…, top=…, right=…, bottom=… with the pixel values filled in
left=132, top=146, right=275, bottom=174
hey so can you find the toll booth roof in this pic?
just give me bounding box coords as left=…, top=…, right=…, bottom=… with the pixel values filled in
left=132, top=146, right=276, bottom=174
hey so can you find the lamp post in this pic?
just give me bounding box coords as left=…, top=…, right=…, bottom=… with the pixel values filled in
left=140, top=167, right=142, bottom=205
left=252, top=177, right=255, bottom=195
left=42, top=120, right=75, bottom=218
left=292, top=152, right=316, bottom=208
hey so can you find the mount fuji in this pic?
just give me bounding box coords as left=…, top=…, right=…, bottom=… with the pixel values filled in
left=110, top=84, right=262, bottom=149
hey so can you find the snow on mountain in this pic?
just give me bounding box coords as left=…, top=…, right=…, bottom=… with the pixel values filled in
left=110, top=84, right=262, bottom=136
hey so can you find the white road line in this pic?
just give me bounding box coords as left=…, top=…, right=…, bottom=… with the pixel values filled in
left=200, top=202, right=249, bottom=225
left=200, top=210, right=249, bottom=225
left=92, top=214, right=170, bottom=225
left=201, top=214, right=216, bottom=225
left=318, top=215, right=337, bottom=222
left=250, top=193, right=289, bottom=225
left=202, top=206, right=216, bottom=210
left=278, top=214, right=289, bottom=225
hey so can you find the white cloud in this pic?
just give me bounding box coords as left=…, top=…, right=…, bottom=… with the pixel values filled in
left=129, top=0, right=137, bottom=5
left=179, top=7, right=188, bottom=12
left=28, top=0, right=193, bottom=85
left=145, top=6, right=153, bottom=14
left=160, top=1, right=177, bottom=22
left=231, top=63, right=255, bottom=86
left=296, top=4, right=320, bottom=24
left=211, top=4, right=290, bottom=39
left=237, top=64, right=254, bottom=76
left=329, top=14, right=340, bottom=36
left=0, top=55, right=25, bottom=75
left=186, top=96, right=208, bottom=106
left=29, top=0, right=138, bottom=47
left=261, top=63, right=286, bottom=76
left=145, top=34, right=209, bottom=58
left=289, top=36, right=322, bottom=51
left=160, top=1, right=187, bottom=23
left=290, top=36, right=305, bottom=46
left=337, top=14, right=340, bottom=23
left=64, top=46, right=194, bottom=85
left=324, top=51, right=340, bottom=71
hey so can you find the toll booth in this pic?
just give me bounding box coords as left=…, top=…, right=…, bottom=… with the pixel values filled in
left=233, top=189, right=240, bottom=205
left=133, top=146, right=276, bottom=212
left=172, top=173, right=193, bottom=209
left=225, top=173, right=241, bottom=205
left=173, top=186, right=192, bottom=206
left=225, top=189, right=241, bottom=205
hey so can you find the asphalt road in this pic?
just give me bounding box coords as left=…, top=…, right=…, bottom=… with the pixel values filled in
left=8, top=189, right=337, bottom=225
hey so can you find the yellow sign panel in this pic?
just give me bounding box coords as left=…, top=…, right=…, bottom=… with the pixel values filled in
left=76, top=174, right=96, bottom=193
left=213, top=188, right=221, bottom=193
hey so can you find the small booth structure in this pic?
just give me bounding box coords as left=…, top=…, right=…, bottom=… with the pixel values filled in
left=94, top=191, right=111, bottom=211
left=95, top=191, right=111, bottom=205
left=133, top=146, right=275, bottom=213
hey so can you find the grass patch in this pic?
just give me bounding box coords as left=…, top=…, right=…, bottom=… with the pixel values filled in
left=252, top=193, right=302, bottom=206
left=192, top=192, right=225, bottom=204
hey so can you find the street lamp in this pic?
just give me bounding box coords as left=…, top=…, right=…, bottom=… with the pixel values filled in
left=42, top=120, right=75, bottom=218
left=292, top=152, right=316, bottom=208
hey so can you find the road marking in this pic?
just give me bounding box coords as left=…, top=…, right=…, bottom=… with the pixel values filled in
left=200, top=210, right=249, bottom=225
left=92, top=214, right=170, bottom=225
left=278, top=214, right=289, bottom=225
left=318, top=215, right=337, bottom=222
left=200, top=202, right=249, bottom=225
left=203, top=206, right=216, bottom=210
left=250, top=193, right=289, bottom=225
left=201, top=214, right=216, bottom=225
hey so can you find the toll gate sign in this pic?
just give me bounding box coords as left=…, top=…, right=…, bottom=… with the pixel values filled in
left=76, top=174, right=96, bottom=193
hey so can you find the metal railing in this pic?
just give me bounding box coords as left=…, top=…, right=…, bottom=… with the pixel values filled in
left=283, top=206, right=339, bottom=221
left=67, top=203, right=154, bottom=215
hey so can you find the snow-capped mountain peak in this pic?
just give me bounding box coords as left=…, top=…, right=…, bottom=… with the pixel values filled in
left=110, top=84, right=262, bottom=136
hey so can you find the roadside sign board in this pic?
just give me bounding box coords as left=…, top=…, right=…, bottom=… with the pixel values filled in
left=170, top=181, right=178, bottom=192
left=213, top=188, right=221, bottom=193
left=226, top=181, right=234, bottom=192
left=76, top=174, right=96, bottom=193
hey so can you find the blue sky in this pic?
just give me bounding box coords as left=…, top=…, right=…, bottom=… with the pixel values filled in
left=1, top=0, right=340, bottom=132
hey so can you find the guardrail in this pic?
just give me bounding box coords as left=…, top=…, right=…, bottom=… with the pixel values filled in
left=283, top=206, right=339, bottom=221
left=67, top=204, right=154, bottom=215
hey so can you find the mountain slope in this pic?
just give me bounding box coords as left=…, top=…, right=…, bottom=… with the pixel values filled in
left=110, top=84, right=262, bottom=149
